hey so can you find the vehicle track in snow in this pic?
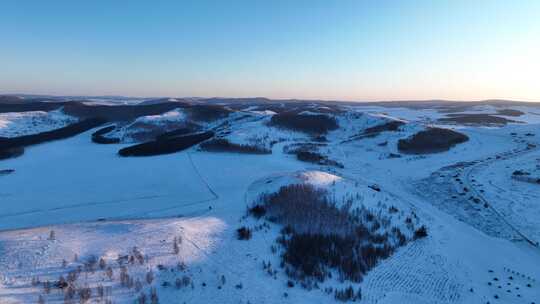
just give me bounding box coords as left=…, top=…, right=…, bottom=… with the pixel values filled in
left=460, top=143, right=540, bottom=247
left=362, top=239, right=463, bottom=304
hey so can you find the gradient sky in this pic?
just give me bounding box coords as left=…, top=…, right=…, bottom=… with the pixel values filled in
left=1, top=0, right=539, bottom=101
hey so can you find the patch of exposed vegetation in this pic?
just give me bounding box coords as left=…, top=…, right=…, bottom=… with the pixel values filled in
left=295, top=151, right=344, bottom=168
left=398, top=127, right=469, bottom=154
left=0, top=101, right=65, bottom=113
left=184, top=105, right=232, bottom=122
left=495, top=109, right=524, bottom=117
left=200, top=138, right=271, bottom=154
left=91, top=126, right=120, bottom=144
left=249, top=184, right=424, bottom=290
left=363, top=120, right=405, bottom=136
left=118, top=131, right=214, bottom=157
left=283, top=143, right=343, bottom=168
left=269, top=113, right=339, bottom=135
left=438, top=113, right=517, bottom=125
left=0, top=168, right=15, bottom=175
left=236, top=226, right=252, bottom=240
left=155, top=127, right=198, bottom=140
left=0, top=146, right=24, bottom=160
left=0, top=118, right=106, bottom=160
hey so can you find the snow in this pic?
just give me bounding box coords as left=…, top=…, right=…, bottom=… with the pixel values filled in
left=134, top=108, right=186, bottom=124
left=297, top=171, right=342, bottom=187
left=2, top=102, right=540, bottom=303
left=0, top=110, right=77, bottom=138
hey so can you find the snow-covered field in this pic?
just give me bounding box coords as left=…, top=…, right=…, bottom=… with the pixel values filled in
left=1, top=101, right=540, bottom=303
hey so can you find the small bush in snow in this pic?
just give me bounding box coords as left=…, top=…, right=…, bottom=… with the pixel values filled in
left=146, top=270, right=154, bottom=284
left=237, top=226, right=252, bottom=240
left=414, top=225, right=428, bottom=239
left=334, top=286, right=361, bottom=302
left=248, top=204, right=266, bottom=218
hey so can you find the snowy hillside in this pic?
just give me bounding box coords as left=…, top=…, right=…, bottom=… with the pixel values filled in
left=0, top=110, right=77, bottom=138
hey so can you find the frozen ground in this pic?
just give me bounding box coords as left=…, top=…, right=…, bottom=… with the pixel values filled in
left=1, top=101, right=540, bottom=303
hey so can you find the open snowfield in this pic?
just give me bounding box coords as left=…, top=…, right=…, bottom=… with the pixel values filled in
left=0, top=131, right=216, bottom=230
left=1, top=101, right=540, bottom=303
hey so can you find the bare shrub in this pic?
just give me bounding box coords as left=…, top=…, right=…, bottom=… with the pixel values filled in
left=106, top=267, right=114, bottom=280
left=200, top=138, right=271, bottom=154
left=173, top=237, right=180, bottom=254
left=99, top=258, right=106, bottom=270
left=31, top=276, right=40, bottom=286
left=248, top=204, right=266, bottom=218
left=236, top=226, right=252, bottom=240
left=335, top=286, right=361, bottom=302
left=120, top=266, right=129, bottom=286
left=132, top=247, right=145, bottom=265
left=137, top=292, right=147, bottom=304
left=78, top=286, right=91, bottom=303
left=43, top=280, right=51, bottom=294
left=97, top=284, right=104, bottom=300
left=150, top=287, right=159, bottom=304
left=64, top=285, right=75, bottom=302
left=414, top=225, right=428, bottom=239
left=146, top=270, right=154, bottom=284
left=175, top=275, right=192, bottom=289
left=84, top=255, right=98, bottom=273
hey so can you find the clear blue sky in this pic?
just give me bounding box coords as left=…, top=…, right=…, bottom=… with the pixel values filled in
left=1, top=0, right=539, bottom=101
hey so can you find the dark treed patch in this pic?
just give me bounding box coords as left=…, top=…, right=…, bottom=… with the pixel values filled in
left=252, top=184, right=415, bottom=284
left=398, top=127, right=469, bottom=154
left=269, top=113, right=339, bottom=135
left=413, top=225, right=428, bottom=239
left=0, top=118, right=106, bottom=153
left=0, top=169, right=15, bottom=175
left=283, top=143, right=342, bottom=168
left=0, top=101, right=65, bottom=113
left=438, top=113, right=517, bottom=125
left=495, top=109, right=524, bottom=117
left=236, top=227, right=252, bottom=240
left=200, top=138, right=271, bottom=154
left=155, top=127, right=198, bottom=140
left=363, top=120, right=405, bottom=136
left=248, top=204, right=267, bottom=218
left=118, top=131, right=214, bottom=157
left=62, top=102, right=183, bottom=121
left=91, top=126, right=120, bottom=144
left=0, top=95, right=26, bottom=104
left=295, top=151, right=344, bottom=168
left=512, top=170, right=529, bottom=176
left=183, top=104, right=232, bottom=122
left=125, top=120, right=198, bottom=143
left=0, top=146, right=24, bottom=160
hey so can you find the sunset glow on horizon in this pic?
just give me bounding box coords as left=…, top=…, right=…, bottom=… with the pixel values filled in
left=1, top=0, right=539, bottom=102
